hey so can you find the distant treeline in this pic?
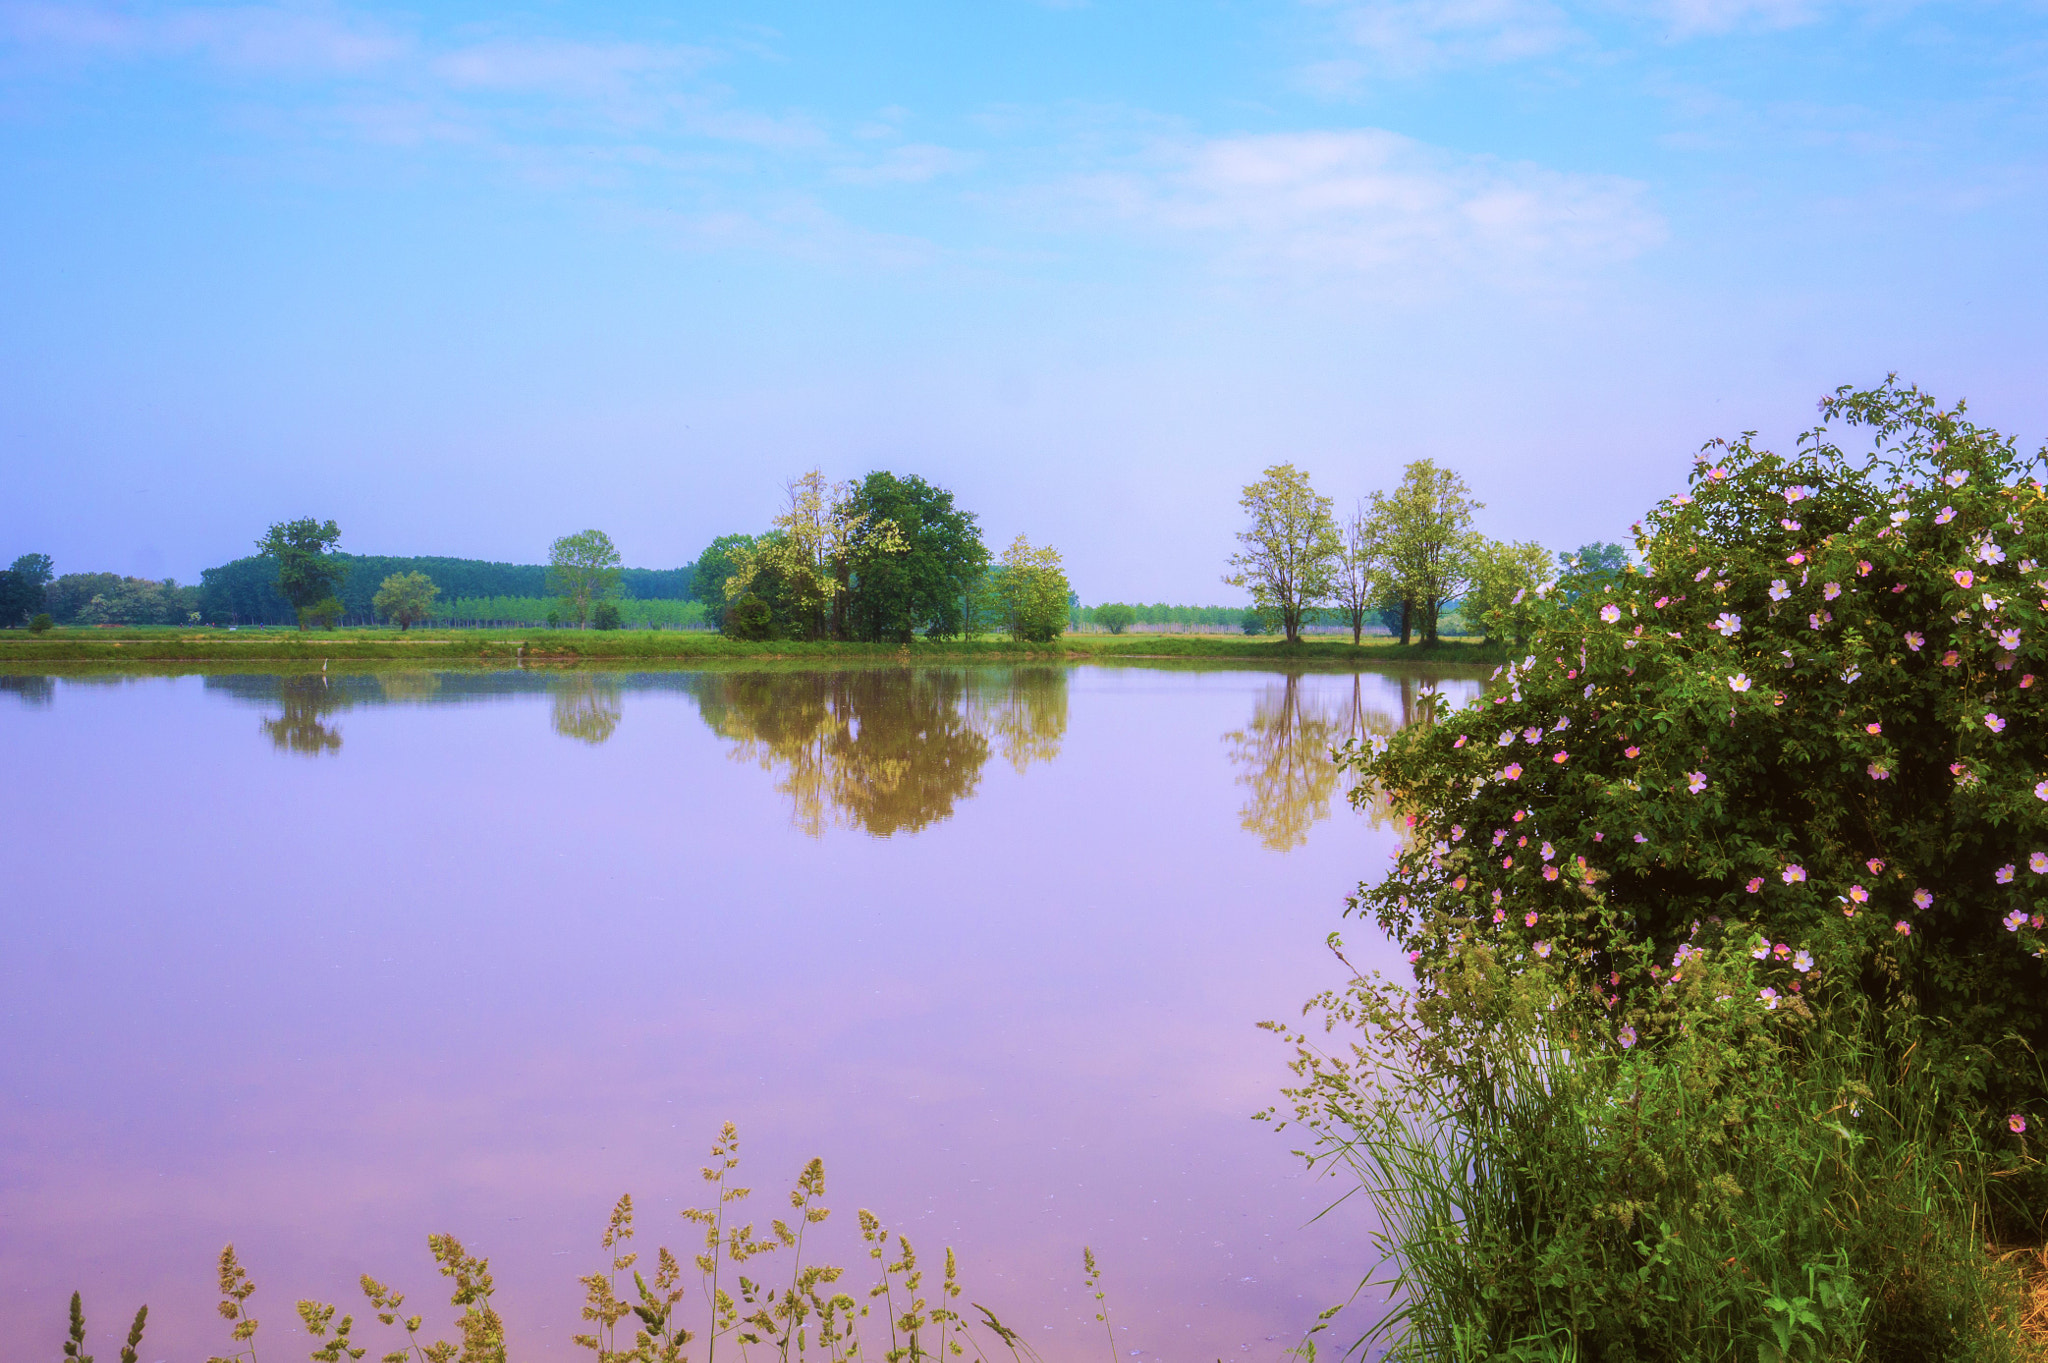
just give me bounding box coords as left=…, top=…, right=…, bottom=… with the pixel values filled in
left=424, top=597, right=706, bottom=628
left=196, top=553, right=696, bottom=626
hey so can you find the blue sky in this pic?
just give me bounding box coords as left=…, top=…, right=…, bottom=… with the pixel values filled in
left=3, top=0, right=2044, bottom=599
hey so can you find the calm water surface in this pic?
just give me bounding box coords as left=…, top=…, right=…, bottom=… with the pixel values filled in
left=0, top=664, right=1476, bottom=1361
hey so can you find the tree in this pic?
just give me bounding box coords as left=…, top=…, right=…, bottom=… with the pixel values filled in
left=996, top=535, right=1070, bottom=643
left=1223, top=464, right=1341, bottom=644
left=591, top=601, right=623, bottom=631
left=1095, top=602, right=1137, bottom=634
left=1462, top=538, right=1554, bottom=649
left=961, top=568, right=1005, bottom=639
left=1333, top=501, right=1382, bottom=645
left=1365, top=460, right=1482, bottom=645
left=547, top=529, right=623, bottom=628
left=372, top=571, right=440, bottom=631
left=691, top=535, right=757, bottom=632
left=842, top=472, right=988, bottom=641
left=0, top=553, right=52, bottom=627
left=256, top=518, right=345, bottom=630
left=722, top=472, right=907, bottom=640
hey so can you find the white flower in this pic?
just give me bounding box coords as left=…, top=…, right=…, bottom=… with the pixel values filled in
left=1498, top=731, right=1514, bottom=747
left=1945, top=468, right=1970, bottom=487
left=1714, top=612, right=1742, bottom=637
left=1600, top=604, right=1622, bottom=623
left=1977, top=539, right=2007, bottom=565
left=1687, top=771, right=1708, bottom=794
left=1936, top=506, right=1957, bottom=524
left=1769, top=580, right=1790, bottom=601
left=1891, top=509, right=1910, bottom=525
left=1729, top=673, right=1751, bottom=692
left=1783, top=485, right=1809, bottom=504
left=1841, top=666, right=1861, bottom=684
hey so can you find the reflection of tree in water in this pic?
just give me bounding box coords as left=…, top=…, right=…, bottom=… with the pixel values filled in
left=1225, top=671, right=1447, bottom=849
left=689, top=668, right=1069, bottom=837
left=0, top=675, right=54, bottom=707
left=376, top=670, right=443, bottom=704
left=262, top=675, right=346, bottom=756
left=551, top=674, right=623, bottom=746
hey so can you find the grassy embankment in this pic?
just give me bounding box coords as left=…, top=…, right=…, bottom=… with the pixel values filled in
left=0, top=626, right=1500, bottom=666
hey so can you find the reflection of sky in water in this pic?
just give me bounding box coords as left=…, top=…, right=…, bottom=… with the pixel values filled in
left=0, top=665, right=1478, bottom=1361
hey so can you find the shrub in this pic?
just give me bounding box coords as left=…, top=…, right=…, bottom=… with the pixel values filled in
left=1348, top=380, right=2048, bottom=1162
left=591, top=601, right=623, bottom=631
left=723, top=594, right=774, bottom=641
left=1095, top=602, right=1137, bottom=634
left=298, top=596, right=343, bottom=630
left=28, top=612, right=51, bottom=634
left=1241, top=608, right=1267, bottom=635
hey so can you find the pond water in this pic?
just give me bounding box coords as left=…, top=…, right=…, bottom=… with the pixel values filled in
left=0, top=663, right=1479, bottom=1362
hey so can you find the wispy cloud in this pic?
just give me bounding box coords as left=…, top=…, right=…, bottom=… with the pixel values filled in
left=832, top=142, right=978, bottom=184
left=433, top=38, right=713, bottom=99
left=1069, top=128, right=1663, bottom=280
left=1, top=1, right=406, bottom=72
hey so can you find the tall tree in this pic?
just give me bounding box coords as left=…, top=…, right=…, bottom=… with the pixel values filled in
left=842, top=472, right=988, bottom=641
left=0, top=553, right=52, bottom=626
left=547, top=529, right=623, bottom=628
left=256, top=518, right=345, bottom=630
left=1365, top=460, right=1482, bottom=645
left=1463, top=538, right=1554, bottom=649
left=372, top=571, right=440, bottom=630
left=723, top=472, right=906, bottom=640
left=1332, top=500, right=1382, bottom=646
left=996, top=535, right=1070, bottom=643
left=1223, top=463, right=1341, bottom=644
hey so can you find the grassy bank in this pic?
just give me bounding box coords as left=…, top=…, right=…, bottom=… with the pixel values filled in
left=0, top=626, right=1499, bottom=667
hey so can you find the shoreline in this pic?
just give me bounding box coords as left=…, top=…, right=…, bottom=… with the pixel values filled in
left=0, top=628, right=1500, bottom=669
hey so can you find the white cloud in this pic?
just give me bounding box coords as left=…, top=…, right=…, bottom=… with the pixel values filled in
left=1073, top=129, right=1663, bottom=280
left=434, top=37, right=712, bottom=98
left=833, top=142, right=978, bottom=184
left=1304, top=0, right=1576, bottom=80
left=1634, top=0, right=1827, bottom=35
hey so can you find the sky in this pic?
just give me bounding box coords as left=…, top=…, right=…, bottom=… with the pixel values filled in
left=2, top=0, right=2045, bottom=600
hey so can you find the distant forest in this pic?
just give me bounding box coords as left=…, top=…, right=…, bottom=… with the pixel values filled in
left=197, top=553, right=696, bottom=626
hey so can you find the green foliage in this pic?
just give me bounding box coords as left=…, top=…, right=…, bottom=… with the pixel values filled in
left=1241, top=608, right=1268, bottom=635
left=1266, top=942, right=2034, bottom=1363
left=373, top=572, right=439, bottom=630
left=591, top=601, right=623, bottom=631
left=1093, top=602, right=1137, bottom=634
left=29, top=612, right=52, bottom=633
left=60, top=1291, right=148, bottom=1363
left=0, top=552, right=53, bottom=625
left=724, top=594, right=775, bottom=641
left=1463, top=539, right=1555, bottom=649
left=1349, top=380, right=2048, bottom=1142
left=1225, top=463, right=1341, bottom=643
left=1363, top=459, right=1483, bottom=645
left=258, top=518, right=345, bottom=628
left=548, top=529, right=624, bottom=628
left=299, top=596, right=344, bottom=630
left=691, top=535, right=758, bottom=632
left=842, top=471, right=988, bottom=641
left=996, top=535, right=1069, bottom=643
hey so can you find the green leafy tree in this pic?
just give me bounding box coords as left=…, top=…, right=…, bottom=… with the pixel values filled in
left=1346, top=378, right=2048, bottom=1166
left=0, top=553, right=52, bottom=626
left=1364, top=460, right=1482, bottom=645
left=843, top=472, right=988, bottom=640
left=691, top=535, right=757, bottom=631
left=961, top=568, right=1004, bottom=638
left=997, top=535, right=1070, bottom=643
left=1463, top=538, right=1555, bottom=649
left=1094, top=602, right=1137, bottom=634
left=591, top=601, right=623, bottom=631
left=722, top=472, right=906, bottom=640
left=1224, top=463, right=1341, bottom=644
left=372, top=571, right=440, bottom=630
left=257, top=518, right=345, bottom=631
left=547, top=529, right=623, bottom=628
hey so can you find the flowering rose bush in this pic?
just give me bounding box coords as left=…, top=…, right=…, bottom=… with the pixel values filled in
left=1347, top=380, right=2048, bottom=1134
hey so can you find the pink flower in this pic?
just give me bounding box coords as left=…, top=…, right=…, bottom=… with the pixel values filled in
left=1823, top=583, right=1841, bottom=601
left=1525, top=910, right=1539, bottom=927
left=1867, top=858, right=1885, bottom=873
left=1503, top=856, right=1514, bottom=869
left=1618, top=1025, right=1638, bottom=1048
left=1868, top=762, right=1890, bottom=780
left=1955, top=569, right=1975, bottom=588
left=2038, top=780, right=2048, bottom=801
left=1687, top=771, right=1708, bottom=794
left=1937, top=506, right=1958, bottom=525
left=1848, top=885, right=1868, bottom=903
left=1746, top=877, right=1763, bottom=893
left=1987, top=713, right=2006, bottom=733
left=1542, top=865, right=1560, bottom=881
left=1504, top=763, right=1523, bottom=781
left=1451, top=876, right=1468, bottom=891
left=2024, top=675, right=2037, bottom=688
left=1553, top=751, right=1569, bottom=764
left=2005, top=909, right=2029, bottom=932
left=1624, top=745, right=1640, bottom=759
left=1600, top=604, right=1622, bottom=624
left=1857, top=560, right=1873, bottom=576
left=1865, top=722, right=1882, bottom=734
left=1540, top=842, right=1555, bottom=860
left=1914, top=889, right=1933, bottom=909
left=1533, top=941, right=1552, bottom=958
left=1997, top=864, right=2017, bottom=884
left=1787, top=552, right=1807, bottom=565
left=2032, top=852, right=2048, bottom=874
left=1942, top=651, right=1961, bottom=667
left=1730, top=673, right=1752, bottom=692
left=1895, top=920, right=1912, bottom=935
left=1453, top=734, right=1467, bottom=747
left=1760, top=987, right=1780, bottom=1009
left=1783, top=865, right=1807, bottom=884
left=1492, top=908, right=1506, bottom=923
left=1654, top=596, right=1669, bottom=608
left=1904, top=631, right=1924, bottom=650
left=2013, top=1114, right=2029, bottom=1135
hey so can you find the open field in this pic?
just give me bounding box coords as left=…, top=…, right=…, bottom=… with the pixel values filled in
left=0, top=626, right=1501, bottom=667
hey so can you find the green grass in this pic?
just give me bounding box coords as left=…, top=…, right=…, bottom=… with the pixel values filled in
left=0, top=626, right=1500, bottom=666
